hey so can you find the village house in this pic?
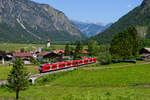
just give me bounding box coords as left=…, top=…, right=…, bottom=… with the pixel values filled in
left=37, top=50, right=65, bottom=62
left=0, top=51, right=12, bottom=64
left=140, top=48, right=150, bottom=61
left=37, top=51, right=51, bottom=62
left=12, top=52, right=33, bottom=64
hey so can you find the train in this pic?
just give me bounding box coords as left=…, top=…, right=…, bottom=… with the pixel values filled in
left=39, top=57, right=97, bottom=73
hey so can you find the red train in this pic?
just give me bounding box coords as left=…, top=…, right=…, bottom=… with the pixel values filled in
left=39, top=57, right=97, bottom=73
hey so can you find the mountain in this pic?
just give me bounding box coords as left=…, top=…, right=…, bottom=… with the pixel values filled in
left=90, top=0, right=150, bottom=44
left=71, top=20, right=112, bottom=37
left=0, top=0, right=84, bottom=43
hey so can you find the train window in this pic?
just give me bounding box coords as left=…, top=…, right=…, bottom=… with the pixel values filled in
left=73, top=62, right=77, bottom=65
left=47, top=67, right=50, bottom=69
left=85, top=60, right=88, bottom=63
left=67, top=63, right=71, bottom=66
left=52, top=65, right=57, bottom=68
left=60, top=64, right=64, bottom=67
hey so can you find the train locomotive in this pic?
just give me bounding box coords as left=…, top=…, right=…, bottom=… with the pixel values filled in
left=39, top=57, right=97, bottom=73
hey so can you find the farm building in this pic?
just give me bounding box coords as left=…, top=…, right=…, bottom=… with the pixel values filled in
left=140, top=48, right=150, bottom=61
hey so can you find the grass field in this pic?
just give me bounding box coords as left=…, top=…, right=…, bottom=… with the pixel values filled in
left=0, top=43, right=84, bottom=52
left=1, top=63, right=150, bottom=100
left=0, top=64, right=39, bottom=80
left=82, top=61, right=144, bottom=68
left=0, top=43, right=67, bottom=51
left=0, top=43, right=44, bottom=51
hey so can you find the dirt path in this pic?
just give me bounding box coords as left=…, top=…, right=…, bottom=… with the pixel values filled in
left=83, top=62, right=150, bottom=70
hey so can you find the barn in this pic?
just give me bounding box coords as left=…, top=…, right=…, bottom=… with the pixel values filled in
left=140, top=48, right=150, bottom=61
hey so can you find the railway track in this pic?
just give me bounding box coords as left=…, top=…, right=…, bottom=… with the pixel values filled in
left=0, top=63, right=96, bottom=85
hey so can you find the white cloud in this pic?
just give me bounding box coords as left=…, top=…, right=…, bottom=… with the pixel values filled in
left=128, top=4, right=132, bottom=8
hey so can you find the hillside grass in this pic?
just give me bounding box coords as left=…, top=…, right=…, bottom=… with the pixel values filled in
left=47, top=63, right=150, bottom=87
left=1, top=62, right=150, bottom=100
left=0, top=61, right=145, bottom=80
left=83, top=61, right=144, bottom=68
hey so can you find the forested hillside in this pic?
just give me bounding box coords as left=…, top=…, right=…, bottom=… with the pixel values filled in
left=89, top=0, right=150, bottom=44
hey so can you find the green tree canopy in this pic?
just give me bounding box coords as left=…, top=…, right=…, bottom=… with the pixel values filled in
left=64, top=43, right=71, bottom=56
left=74, top=41, right=83, bottom=59
left=88, top=40, right=99, bottom=56
left=110, top=27, right=139, bottom=60
left=139, top=38, right=150, bottom=49
left=7, top=59, right=29, bottom=100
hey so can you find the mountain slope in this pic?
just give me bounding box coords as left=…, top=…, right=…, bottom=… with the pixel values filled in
left=71, top=20, right=112, bottom=37
left=90, top=0, right=150, bottom=44
left=0, top=0, right=84, bottom=43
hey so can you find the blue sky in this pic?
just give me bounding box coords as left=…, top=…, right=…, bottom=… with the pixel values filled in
left=32, top=0, right=143, bottom=24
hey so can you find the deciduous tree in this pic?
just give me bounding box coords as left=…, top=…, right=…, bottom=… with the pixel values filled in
left=110, top=27, right=139, bottom=60
left=88, top=40, right=99, bottom=56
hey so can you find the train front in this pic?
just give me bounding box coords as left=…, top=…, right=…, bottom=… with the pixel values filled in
left=39, top=64, right=43, bottom=73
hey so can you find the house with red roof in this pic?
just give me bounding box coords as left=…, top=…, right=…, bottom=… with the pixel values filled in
left=12, top=52, right=33, bottom=64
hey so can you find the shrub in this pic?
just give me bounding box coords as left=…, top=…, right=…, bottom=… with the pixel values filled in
left=98, top=53, right=112, bottom=65
left=31, top=59, right=40, bottom=65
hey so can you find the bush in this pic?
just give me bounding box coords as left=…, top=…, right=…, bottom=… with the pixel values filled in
left=31, top=59, right=40, bottom=65
left=98, top=53, right=112, bottom=65
left=40, top=61, right=49, bottom=64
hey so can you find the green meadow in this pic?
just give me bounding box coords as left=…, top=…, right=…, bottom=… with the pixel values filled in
left=0, top=63, right=150, bottom=100
left=0, top=43, right=88, bottom=52
left=0, top=65, right=39, bottom=80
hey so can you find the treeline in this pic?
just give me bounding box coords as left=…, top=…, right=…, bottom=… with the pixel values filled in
left=65, top=26, right=150, bottom=64
left=93, top=27, right=149, bottom=65
left=64, top=40, right=110, bottom=59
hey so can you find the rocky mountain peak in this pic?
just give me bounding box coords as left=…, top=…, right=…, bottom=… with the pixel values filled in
left=0, top=0, right=84, bottom=43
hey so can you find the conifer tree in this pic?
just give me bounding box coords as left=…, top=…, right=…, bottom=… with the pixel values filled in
left=74, top=41, right=83, bottom=59
left=64, top=43, right=71, bottom=56
left=7, top=59, right=29, bottom=100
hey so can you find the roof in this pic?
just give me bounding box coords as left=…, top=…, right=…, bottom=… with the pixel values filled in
left=81, top=50, right=88, bottom=54
left=47, top=39, right=51, bottom=42
left=144, top=48, right=150, bottom=52
left=13, top=53, right=32, bottom=57
left=141, top=53, right=150, bottom=57
left=37, top=52, right=51, bottom=56
left=53, top=50, right=64, bottom=54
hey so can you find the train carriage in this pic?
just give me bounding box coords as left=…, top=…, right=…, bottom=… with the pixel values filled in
left=51, top=63, right=58, bottom=70
left=58, top=62, right=66, bottom=69
left=39, top=57, right=97, bottom=73
left=66, top=61, right=72, bottom=67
